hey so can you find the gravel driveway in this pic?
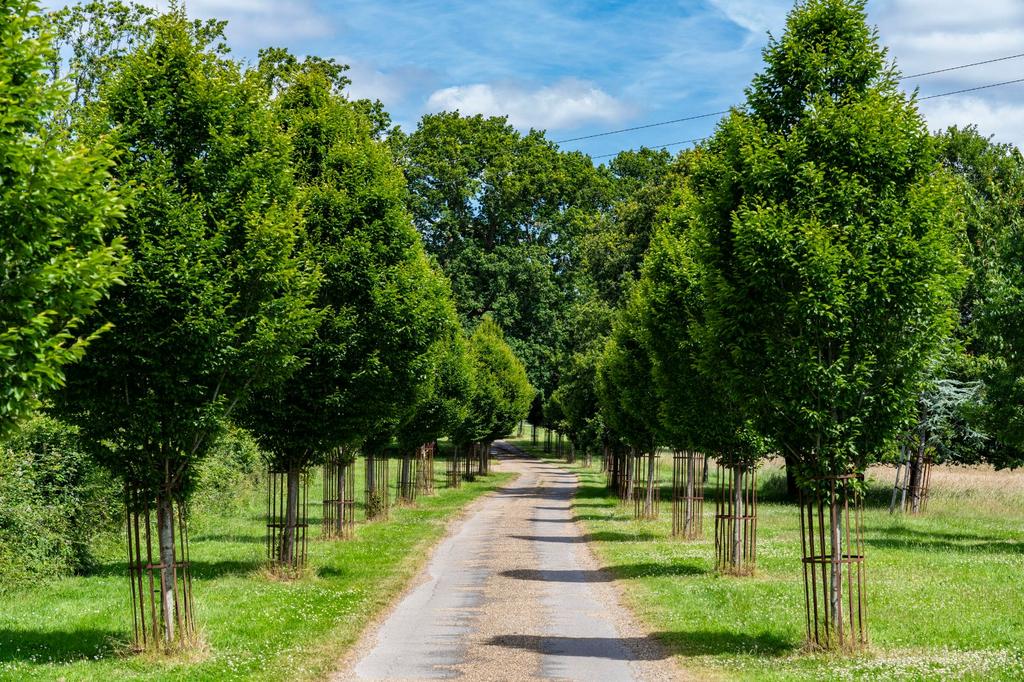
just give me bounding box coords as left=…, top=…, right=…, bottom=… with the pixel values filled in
left=333, top=442, right=686, bottom=681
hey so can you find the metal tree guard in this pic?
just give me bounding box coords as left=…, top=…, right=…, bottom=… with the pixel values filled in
left=446, top=444, right=462, bottom=488
left=125, top=483, right=195, bottom=651
left=397, top=448, right=421, bottom=504
left=890, top=440, right=933, bottom=514
left=267, top=467, right=309, bottom=569
left=323, top=450, right=356, bottom=539
left=714, top=460, right=757, bottom=575
left=800, top=473, right=868, bottom=650
left=365, top=452, right=391, bottom=520
left=416, top=442, right=436, bottom=496
left=672, top=450, right=704, bottom=539
left=632, top=450, right=660, bottom=519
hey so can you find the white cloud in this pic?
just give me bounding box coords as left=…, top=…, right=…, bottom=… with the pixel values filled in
left=707, top=0, right=790, bottom=37
left=919, top=96, right=1024, bottom=148
left=337, top=57, right=431, bottom=107
left=153, top=0, right=333, bottom=44
left=425, top=79, right=633, bottom=131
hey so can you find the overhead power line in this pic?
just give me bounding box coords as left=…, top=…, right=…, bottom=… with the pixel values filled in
left=557, top=51, right=1024, bottom=146
left=903, top=51, right=1024, bottom=79
left=594, top=76, right=1024, bottom=160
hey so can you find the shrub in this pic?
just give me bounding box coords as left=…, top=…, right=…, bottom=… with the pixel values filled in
left=0, top=415, right=119, bottom=585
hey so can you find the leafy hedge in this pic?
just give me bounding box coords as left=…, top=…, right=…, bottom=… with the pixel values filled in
left=0, top=416, right=119, bottom=585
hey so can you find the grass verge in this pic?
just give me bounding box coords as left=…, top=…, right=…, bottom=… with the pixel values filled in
left=508, top=429, right=1024, bottom=681
left=0, top=459, right=511, bottom=681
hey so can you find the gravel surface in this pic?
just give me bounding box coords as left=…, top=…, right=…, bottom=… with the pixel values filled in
left=333, top=443, right=689, bottom=681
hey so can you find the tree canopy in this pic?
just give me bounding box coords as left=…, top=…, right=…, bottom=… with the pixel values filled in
left=1, top=0, right=127, bottom=436
left=690, top=0, right=964, bottom=480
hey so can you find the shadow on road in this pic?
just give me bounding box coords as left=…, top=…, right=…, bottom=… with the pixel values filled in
left=486, top=634, right=671, bottom=660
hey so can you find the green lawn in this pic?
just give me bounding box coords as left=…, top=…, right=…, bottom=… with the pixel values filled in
left=509, top=429, right=1024, bottom=681
left=0, top=455, right=511, bottom=681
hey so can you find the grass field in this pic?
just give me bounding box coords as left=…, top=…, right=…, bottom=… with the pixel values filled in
left=509, top=429, right=1024, bottom=681
left=0, top=454, right=511, bottom=681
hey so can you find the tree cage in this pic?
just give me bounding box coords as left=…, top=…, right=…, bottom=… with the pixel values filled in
left=477, top=441, right=491, bottom=476
left=267, top=467, right=309, bottom=570
left=397, top=448, right=421, bottom=504
left=365, top=452, right=391, bottom=520
left=555, top=431, right=563, bottom=459
left=544, top=428, right=552, bottom=453
left=714, top=461, right=757, bottom=575
left=672, top=450, right=704, bottom=539
left=322, top=451, right=356, bottom=540
left=632, top=449, right=659, bottom=518
left=416, top=442, right=436, bottom=496
left=463, top=442, right=476, bottom=481
left=890, top=440, right=933, bottom=514
left=446, top=444, right=462, bottom=488
left=799, top=473, right=868, bottom=650
left=125, top=482, right=195, bottom=651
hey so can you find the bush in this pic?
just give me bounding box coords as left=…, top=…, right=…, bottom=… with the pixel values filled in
left=191, top=424, right=265, bottom=515
left=0, top=415, right=119, bottom=585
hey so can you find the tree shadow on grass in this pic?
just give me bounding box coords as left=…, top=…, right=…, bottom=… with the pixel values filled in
left=0, top=628, right=124, bottom=663
left=865, top=525, right=1022, bottom=554
left=88, top=559, right=264, bottom=580
left=656, top=629, right=794, bottom=656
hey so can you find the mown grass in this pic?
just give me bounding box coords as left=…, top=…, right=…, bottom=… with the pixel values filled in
left=0, top=455, right=511, bottom=681
left=510, top=428, right=1024, bottom=681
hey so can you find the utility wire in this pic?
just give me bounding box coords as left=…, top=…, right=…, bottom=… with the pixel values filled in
left=557, top=51, right=1024, bottom=145
left=594, top=76, right=1024, bottom=160
left=903, top=52, right=1024, bottom=79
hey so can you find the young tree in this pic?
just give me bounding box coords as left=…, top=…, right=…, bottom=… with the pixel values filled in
left=690, top=0, right=962, bottom=648
left=56, top=11, right=318, bottom=648
left=452, top=319, right=533, bottom=475
left=241, top=52, right=459, bottom=560
left=394, top=327, right=473, bottom=503
left=596, top=297, right=662, bottom=517
left=1, top=0, right=127, bottom=437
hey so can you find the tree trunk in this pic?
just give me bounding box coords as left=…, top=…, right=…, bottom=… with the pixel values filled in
left=732, top=465, right=743, bottom=567
left=400, top=450, right=412, bottom=501
left=784, top=454, right=799, bottom=501
left=907, top=431, right=927, bottom=514
left=625, top=448, right=635, bottom=501
left=829, top=496, right=844, bottom=641
left=685, top=452, right=695, bottom=532
left=644, top=450, right=656, bottom=517
left=156, top=490, right=177, bottom=644
left=478, top=441, right=487, bottom=475
left=279, top=465, right=300, bottom=565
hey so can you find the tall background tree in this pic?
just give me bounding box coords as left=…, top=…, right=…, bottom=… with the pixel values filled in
left=1, top=0, right=126, bottom=436
left=396, top=113, right=608, bottom=397
left=55, top=11, right=318, bottom=647
left=690, top=0, right=963, bottom=648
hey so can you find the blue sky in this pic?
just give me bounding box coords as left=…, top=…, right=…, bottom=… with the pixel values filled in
left=65, top=1, right=1024, bottom=156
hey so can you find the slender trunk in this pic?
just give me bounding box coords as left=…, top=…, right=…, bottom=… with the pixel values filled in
left=703, top=453, right=710, bottom=484
left=478, top=442, right=487, bottom=475
left=625, top=448, right=636, bottom=501
left=336, top=461, right=346, bottom=534
left=685, top=452, right=695, bottom=532
left=732, top=465, right=743, bottom=568
left=908, top=431, right=926, bottom=514
left=890, top=444, right=909, bottom=514
left=784, top=454, right=799, bottom=501
left=830, top=497, right=844, bottom=640
left=400, top=451, right=412, bottom=500
left=156, top=490, right=176, bottom=644
left=279, top=465, right=300, bottom=565
left=645, top=450, right=656, bottom=517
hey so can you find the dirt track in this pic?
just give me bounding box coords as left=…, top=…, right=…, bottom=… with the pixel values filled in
left=333, top=442, right=685, bottom=681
